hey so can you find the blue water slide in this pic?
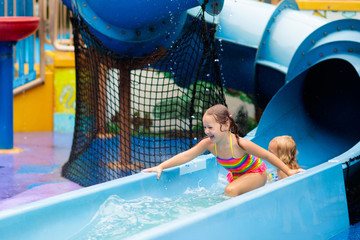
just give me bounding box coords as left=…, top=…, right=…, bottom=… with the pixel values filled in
left=1, top=0, right=360, bottom=238
left=216, top=0, right=360, bottom=176
left=217, top=0, right=359, bottom=99
left=0, top=155, right=350, bottom=239
left=61, top=0, right=224, bottom=56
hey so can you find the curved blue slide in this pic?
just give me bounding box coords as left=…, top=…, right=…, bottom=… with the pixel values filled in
left=61, top=0, right=223, bottom=56
left=215, top=0, right=360, bottom=174
left=0, top=0, right=359, bottom=239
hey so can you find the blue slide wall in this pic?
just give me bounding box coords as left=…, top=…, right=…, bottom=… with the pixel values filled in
left=0, top=155, right=349, bottom=239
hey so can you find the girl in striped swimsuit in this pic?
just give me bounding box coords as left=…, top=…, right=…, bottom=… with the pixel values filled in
left=142, top=104, right=302, bottom=197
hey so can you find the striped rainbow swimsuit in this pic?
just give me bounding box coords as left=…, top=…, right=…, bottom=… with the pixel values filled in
left=215, top=134, right=266, bottom=181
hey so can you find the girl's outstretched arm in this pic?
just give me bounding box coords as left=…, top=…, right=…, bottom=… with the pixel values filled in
left=239, top=138, right=302, bottom=177
left=141, top=138, right=210, bottom=179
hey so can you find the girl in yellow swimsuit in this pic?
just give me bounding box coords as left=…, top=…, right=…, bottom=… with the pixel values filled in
left=142, top=104, right=302, bottom=197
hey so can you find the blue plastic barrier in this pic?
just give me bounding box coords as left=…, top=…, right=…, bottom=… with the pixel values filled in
left=0, top=155, right=349, bottom=239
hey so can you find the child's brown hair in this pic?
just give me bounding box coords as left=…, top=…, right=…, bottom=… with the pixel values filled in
left=204, top=104, right=241, bottom=145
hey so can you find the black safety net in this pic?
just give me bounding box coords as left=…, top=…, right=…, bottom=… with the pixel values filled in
left=61, top=7, right=226, bottom=186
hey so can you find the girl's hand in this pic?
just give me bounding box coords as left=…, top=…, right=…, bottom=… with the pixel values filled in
left=297, top=168, right=306, bottom=173
left=141, top=165, right=164, bottom=180
left=287, top=168, right=306, bottom=176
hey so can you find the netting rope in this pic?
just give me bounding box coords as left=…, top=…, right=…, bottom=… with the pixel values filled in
left=62, top=6, right=226, bottom=187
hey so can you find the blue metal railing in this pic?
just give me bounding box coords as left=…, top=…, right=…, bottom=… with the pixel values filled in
left=1, top=0, right=38, bottom=90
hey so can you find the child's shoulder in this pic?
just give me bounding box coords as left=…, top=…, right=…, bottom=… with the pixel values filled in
left=196, top=137, right=214, bottom=152
left=201, top=137, right=212, bottom=145
left=233, top=134, right=246, bottom=146
left=197, top=137, right=210, bottom=144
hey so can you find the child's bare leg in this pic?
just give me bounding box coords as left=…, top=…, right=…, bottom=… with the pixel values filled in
left=224, top=172, right=267, bottom=197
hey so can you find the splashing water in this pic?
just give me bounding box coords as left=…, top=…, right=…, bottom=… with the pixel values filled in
left=69, top=177, right=229, bottom=240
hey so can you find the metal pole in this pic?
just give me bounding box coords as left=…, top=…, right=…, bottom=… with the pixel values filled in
left=0, top=42, right=15, bottom=149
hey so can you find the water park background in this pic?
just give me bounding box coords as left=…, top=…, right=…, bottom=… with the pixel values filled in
left=1, top=0, right=360, bottom=239
left=11, top=0, right=360, bottom=134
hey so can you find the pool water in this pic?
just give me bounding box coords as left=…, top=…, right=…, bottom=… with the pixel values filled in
left=67, top=168, right=281, bottom=240
left=69, top=178, right=230, bottom=239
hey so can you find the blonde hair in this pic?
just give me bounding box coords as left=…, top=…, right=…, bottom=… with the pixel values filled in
left=270, top=136, right=300, bottom=169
